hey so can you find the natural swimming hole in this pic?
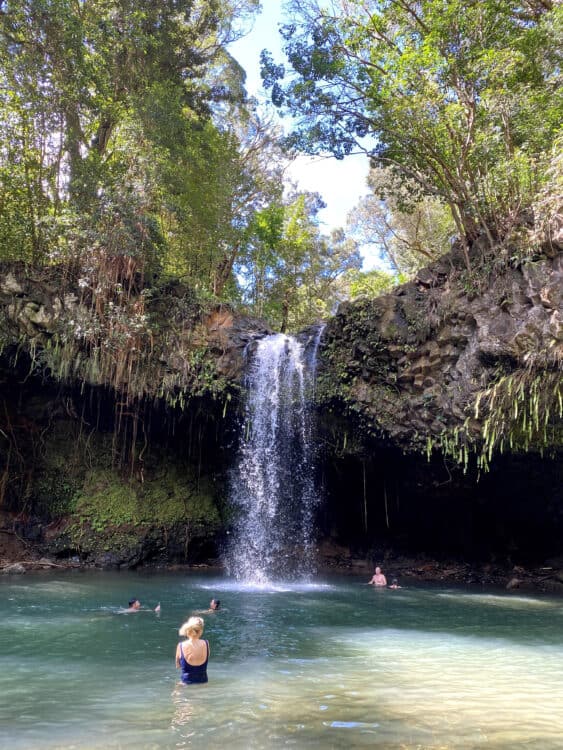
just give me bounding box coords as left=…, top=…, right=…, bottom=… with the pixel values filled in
left=2, top=571, right=563, bottom=749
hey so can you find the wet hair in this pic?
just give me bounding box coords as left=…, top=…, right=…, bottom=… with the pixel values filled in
left=179, top=616, right=204, bottom=638
left=128, top=598, right=139, bottom=608
left=210, top=599, right=221, bottom=609
left=392, top=579, right=398, bottom=585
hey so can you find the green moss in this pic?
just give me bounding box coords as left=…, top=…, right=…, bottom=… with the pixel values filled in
left=59, top=463, right=222, bottom=561
left=16, top=414, right=223, bottom=558
left=72, top=467, right=220, bottom=533
left=139, top=468, right=220, bottom=529
left=30, top=426, right=84, bottom=519
left=75, top=470, right=139, bottom=531
left=33, top=471, right=79, bottom=519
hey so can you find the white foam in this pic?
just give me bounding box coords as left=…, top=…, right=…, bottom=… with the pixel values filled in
left=195, top=580, right=335, bottom=594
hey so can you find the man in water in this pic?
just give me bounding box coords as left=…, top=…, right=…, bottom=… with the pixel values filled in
left=368, top=567, right=387, bottom=586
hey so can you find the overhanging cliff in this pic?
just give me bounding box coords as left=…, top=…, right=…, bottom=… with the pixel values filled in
left=1, top=245, right=562, bottom=571
left=319, top=244, right=563, bottom=464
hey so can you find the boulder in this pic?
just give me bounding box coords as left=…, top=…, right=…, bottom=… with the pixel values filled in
left=1, top=563, right=26, bottom=575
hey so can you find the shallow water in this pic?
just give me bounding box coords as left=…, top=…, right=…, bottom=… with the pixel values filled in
left=2, top=571, right=563, bottom=749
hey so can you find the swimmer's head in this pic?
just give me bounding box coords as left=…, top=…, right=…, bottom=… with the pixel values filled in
left=128, top=598, right=141, bottom=609
left=210, top=599, right=220, bottom=610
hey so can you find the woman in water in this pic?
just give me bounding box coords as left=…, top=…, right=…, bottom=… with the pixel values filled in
left=176, top=616, right=209, bottom=685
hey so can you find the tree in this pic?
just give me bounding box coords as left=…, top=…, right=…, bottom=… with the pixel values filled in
left=211, top=104, right=288, bottom=297
left=0, top=0, right=261, bottom=264
left=134, top=95, right=288, bottom=298
left=238, top=203, right=286, bottom=317
left=344, top=268, right=398, bottom=299
left=263, top=193, right=324, bottom=331
left=239, top=192, right=361, bottom=330
left=347, top=167, right=456, bottom=275
left=262, top=0, right=563, bottom=265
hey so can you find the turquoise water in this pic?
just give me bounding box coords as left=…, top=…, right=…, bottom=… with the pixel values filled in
left=2, top=571, right=563, bottom=749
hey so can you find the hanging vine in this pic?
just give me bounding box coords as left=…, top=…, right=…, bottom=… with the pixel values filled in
left=429, top=360, right=563, bottom=472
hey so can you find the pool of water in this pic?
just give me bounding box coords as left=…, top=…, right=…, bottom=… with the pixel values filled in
left=1, top=571, right=563, bottom=749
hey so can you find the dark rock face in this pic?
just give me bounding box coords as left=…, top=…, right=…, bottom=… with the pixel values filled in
left=0, top=264, right=267, bottom=569
left=313, top=246, right=562, bottom=571
left=320, top=248, right=562, bottom=449
left=1, top=252, right=562, bottom=573
left=0, top=263, right=270, bottom=396
left=0, top=349, right=231, bottom=569
left=5, top=251, right=559, bottom=455
left=203, top=308, right=271, bottom=380
left=317, top=445, right=563, bottom=564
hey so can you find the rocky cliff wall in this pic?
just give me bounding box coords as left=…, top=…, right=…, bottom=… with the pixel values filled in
left=0, top=262, right=270, bottom=402
left=319, top=245, right=563, bottom=461
left=3, top=247, right=561, bottom=463
left=0, top=264, right=268, bottom=568
left=1, top=249, right=562, bottom=573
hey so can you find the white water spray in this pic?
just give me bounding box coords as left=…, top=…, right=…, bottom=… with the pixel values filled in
left=227, top=329, right=323, bottom=583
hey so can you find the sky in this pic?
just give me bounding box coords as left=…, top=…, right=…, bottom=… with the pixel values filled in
left=229, top=1, right=377, bottom=269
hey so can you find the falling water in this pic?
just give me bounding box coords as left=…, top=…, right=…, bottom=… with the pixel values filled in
left=227, top=328, right=324, bottom=583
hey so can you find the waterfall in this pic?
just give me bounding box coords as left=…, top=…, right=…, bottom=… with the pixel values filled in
left=226, top=328, right=324, bottom=583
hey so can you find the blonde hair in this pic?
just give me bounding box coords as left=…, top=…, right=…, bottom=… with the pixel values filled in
left=178, top=616, right=204, bottom=638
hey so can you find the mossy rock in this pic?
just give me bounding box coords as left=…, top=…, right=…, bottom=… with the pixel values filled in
left=55, top=466, right=222, bottom=563
left=74, top=467, right=219, bottom=530
left=29, top=423, right=86, bottom=519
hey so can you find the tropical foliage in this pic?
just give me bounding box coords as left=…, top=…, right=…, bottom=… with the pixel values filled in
left=347, top=167, right=456, bottom=275
left=263, top=0, right=562, bottom=268
left=0, top=0, right=359, bottom=329
left=1, top=0, right=561, bottom=328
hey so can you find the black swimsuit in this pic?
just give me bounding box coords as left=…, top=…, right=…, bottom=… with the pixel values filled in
left=179, top=640, right=209, bottom=684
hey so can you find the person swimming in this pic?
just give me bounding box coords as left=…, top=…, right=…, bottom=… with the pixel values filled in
left=193, top=598, right=222, bottom=615
left=122, top=598, right=161, bottom=613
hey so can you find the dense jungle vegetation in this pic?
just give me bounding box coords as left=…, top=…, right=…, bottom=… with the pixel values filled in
left=0, top=1, right=561, bottom=563
left=0, top=0, right=368, bottom=336
left=264, top=0, right=562, bottom=269
left=1, top=1, right=561, bottom=324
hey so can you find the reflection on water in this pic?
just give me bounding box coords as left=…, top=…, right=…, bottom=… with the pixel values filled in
left=171, top=687, right=196, bottom=742
left=2, top=572, right=563, bottom=749
left=437, top=591, right=560, bottom=609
